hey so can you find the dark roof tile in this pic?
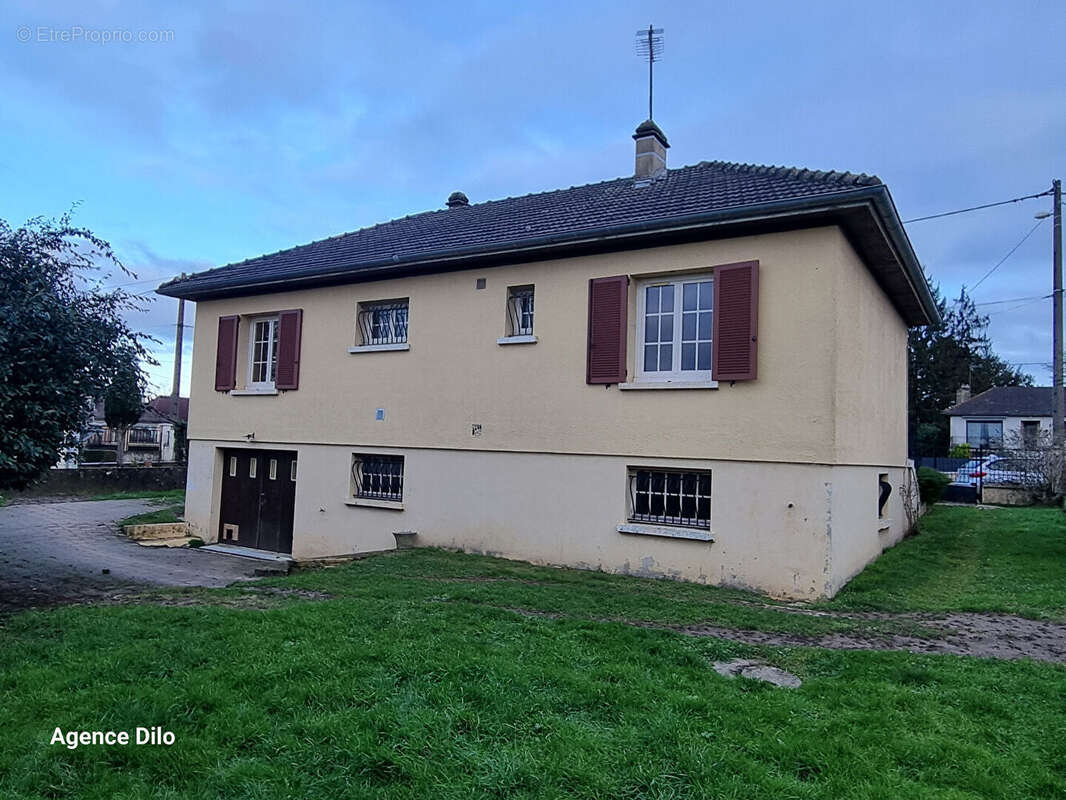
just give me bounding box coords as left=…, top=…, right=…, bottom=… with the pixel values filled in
left=944, top=387, right=1052, bottom=417
left=158, top=160, right=881, bottom=298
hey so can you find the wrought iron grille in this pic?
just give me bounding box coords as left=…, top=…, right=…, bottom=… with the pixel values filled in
left=358, top=301, right=408, bottom=345
left=352, top=455, right=405, bottom=501
left=507, top=286, right=534, bottom=336
left=629, top=468, right=711, bottom=529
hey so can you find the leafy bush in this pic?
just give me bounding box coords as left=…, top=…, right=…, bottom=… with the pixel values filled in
left=917, top=466, right=951, bottom=506
left=949, top=442, right=972, bottom=459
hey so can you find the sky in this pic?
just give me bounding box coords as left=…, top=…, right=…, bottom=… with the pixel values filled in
left=2, top=0, right=1064, bottom=395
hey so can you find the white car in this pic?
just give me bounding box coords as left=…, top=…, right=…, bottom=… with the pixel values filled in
left=951, top=455, right=1040, bottom=487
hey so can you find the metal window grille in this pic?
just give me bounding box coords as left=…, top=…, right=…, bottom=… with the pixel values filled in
left=507, top=286, right=534, bottom=336
left=352, top=455, right=404, bottom=501
left=359, top=301, right=408, bottom=345
left=629, top=468, right=711, bottom=529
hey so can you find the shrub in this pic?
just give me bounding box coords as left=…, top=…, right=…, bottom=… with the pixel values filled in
left=917, top=466, right=951, bottom=506
left=949, top=442, right=972, bottom=459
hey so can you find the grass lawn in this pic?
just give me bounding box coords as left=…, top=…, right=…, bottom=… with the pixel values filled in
left=1, top=507, right=1064, bottom=798
left=827, top=505, right=1066, bottom=619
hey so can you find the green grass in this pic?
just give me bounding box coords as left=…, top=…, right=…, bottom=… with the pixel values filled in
left=87, top=489, right=185, bottom=504
left=1, top=506, right=1065, bottom=798
left=116, top=505, right=185, bottom=528
left=827, top=506, right=1066, bottom=619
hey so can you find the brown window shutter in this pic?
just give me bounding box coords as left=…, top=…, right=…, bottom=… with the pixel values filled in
left=586, top=275, right=629, bottom=384
left=214, top=315, right=239, bottom=391
left=275, top=309, right=303, bottom=390
left=712, top=260, right=759, bottom=381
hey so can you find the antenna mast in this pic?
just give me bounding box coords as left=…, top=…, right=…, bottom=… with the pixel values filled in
left=635, top=25, right=663, bottom=120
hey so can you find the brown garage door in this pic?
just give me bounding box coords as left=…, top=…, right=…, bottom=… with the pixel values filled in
left=218, top=449, right=297, bottom=554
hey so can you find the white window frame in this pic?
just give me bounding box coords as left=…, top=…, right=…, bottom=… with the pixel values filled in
left=508, top=285, right=535, bottom=336
left=247, top=315, right=280, bottom=391
left=635, top=273, right=715, bottom=384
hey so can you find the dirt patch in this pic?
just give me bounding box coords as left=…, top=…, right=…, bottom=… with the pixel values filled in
left=493, top=605, right=1066, bottom=664
left=132, top=587, right=332, bottom=610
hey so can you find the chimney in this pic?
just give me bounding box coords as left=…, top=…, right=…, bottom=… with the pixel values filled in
left=446, top=191, right=469, bottom=208
left=956, top=384, right=971, bottom=405
left=633, top=119, right=669, bottom=181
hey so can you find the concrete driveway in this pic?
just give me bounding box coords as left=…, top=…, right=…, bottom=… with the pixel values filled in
left=0, top=499, right=266, bottom=612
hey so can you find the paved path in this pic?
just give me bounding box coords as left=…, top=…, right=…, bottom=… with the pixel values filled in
left=0, top=500, right=264, bottom=612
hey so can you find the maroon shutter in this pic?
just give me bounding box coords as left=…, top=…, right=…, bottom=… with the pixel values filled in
left=712, top=260, right=759, bottom=381
left=275, top=309, right=303, bottom=390
left=214, top=315, right=239, bottom=391
left=586, top=275, right=629, bottom=384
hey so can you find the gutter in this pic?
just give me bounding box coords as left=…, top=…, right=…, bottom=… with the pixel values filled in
left=157, top=185, right=940, bottom=326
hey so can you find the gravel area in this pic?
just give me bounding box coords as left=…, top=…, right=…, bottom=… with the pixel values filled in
left=0, top=499, right=263, bottom=612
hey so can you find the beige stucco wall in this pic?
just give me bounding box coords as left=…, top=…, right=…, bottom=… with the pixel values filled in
left=832, top=236, right=910, bottom=465
left=187, top=226, right=906, bottom=468
left=182, top=224, right=915, bottom=597
left=185, top=440, right=911, bottom=598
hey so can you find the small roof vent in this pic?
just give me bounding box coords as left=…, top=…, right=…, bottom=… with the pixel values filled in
left=446, top=191, right=469, bottom=208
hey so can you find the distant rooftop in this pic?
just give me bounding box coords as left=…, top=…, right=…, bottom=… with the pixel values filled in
left=944, top=386, right=1052, bottom=417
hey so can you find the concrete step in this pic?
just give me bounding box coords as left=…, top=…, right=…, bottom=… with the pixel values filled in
left=197, top=544, right=294, bottom=572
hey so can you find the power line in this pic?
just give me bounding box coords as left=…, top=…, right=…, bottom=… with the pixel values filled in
left=969, top=217, right=1048, bottom=292
left=985, top=296, right=1052, bottom=315
left=973, top=294, right=1050, bottom=307
left=902, top=189, right=1053, bottom=224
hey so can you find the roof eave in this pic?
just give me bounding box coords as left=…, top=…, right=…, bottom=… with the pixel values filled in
left=158, top=186, right=939, bottom=327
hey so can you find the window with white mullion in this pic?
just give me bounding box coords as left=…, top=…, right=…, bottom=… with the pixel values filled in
left=248, top=317, right=279, bottom=388
left=637, top=274, right=713, bottom=381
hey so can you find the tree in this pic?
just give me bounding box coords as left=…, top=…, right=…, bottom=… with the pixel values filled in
left=908, top=278, right=1033, bottom=454
left=0, top=213, right=152, bottom=489
left=103, top=350, right=146, bottom=466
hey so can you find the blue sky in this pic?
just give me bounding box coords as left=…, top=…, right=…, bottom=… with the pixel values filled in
left=2, top=1, right=1064, bottom=395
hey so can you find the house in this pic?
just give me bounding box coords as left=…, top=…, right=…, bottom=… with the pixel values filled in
left=80, top=396, right=189, bottom=465
left=157, top=120, right=939, bottom=599
left=944, top=385, right=1052, bottom=448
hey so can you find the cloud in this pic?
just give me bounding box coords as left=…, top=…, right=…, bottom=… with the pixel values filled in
left=1, top=0, right=1064, bottom=389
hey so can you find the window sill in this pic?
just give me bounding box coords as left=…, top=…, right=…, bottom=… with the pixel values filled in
left=348, top=343, right=410, bottom=354
left=617, top=523, right=714, bottom=542
left=497, top=334, right=537, bottom=345
left=344, top=497, right=405, bottom=511
left=618, top=380, right=718, bottom=391
left=229, top=389, right=278, bottom=396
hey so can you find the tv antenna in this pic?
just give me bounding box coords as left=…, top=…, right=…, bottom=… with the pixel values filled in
left=635, top=25, right=664, bottom=120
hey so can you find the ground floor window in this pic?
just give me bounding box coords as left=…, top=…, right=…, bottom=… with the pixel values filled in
left=966, top=420, right=1003, bottom=448
left=628, top=467, right=711, bottom=529
left=351, top=454, right=405, bottom=501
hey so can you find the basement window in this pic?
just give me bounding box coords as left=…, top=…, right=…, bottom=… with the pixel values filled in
left=627, top=467, right=711, bottom=529
left=351, top=454, right=405, bottom=502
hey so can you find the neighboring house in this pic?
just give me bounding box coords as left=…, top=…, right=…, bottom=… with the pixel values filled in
left=81, top=396, right=190, bottom=464
left=944, top=385, right=1052, bottom=448
left=157, top=120, right=939, bottom=599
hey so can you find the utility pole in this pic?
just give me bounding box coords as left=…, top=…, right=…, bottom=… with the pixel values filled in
left=171, top=276, right=186, bottom=398
left=1054, top=179, right=1063, bottom=447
